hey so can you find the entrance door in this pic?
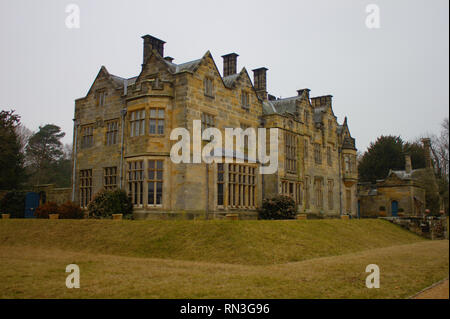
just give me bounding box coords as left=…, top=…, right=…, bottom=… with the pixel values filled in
left=391, top=200, right=398, bottom=217
left=25, top=192, right=40, bottom=218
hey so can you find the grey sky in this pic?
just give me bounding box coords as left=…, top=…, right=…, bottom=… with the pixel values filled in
left=0, top=0, right=448, bottom=152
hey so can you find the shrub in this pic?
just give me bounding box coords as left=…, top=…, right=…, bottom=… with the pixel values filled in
left=88, top=189, right=133, bottom=218
left=0, top=190, right=26, bottom=218
left=59, top=201, right=84, bottom=219
left=258, top=195, right=297, bottom=220
left=379, top=206, right=386, bottom=211
left=35, top=202, right=60, bottom=219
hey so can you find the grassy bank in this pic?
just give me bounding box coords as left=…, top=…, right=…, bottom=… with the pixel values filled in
left=0, top=241, right=447, bottom=298
left=0, top=219, right=424, bottom=265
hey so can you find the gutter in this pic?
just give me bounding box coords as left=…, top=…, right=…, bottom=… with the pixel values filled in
left=71, top=119, right=79, bottom=202
left=119, top=108, right=127, bottom=189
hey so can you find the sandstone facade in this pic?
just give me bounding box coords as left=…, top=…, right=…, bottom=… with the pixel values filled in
left=72, top=35, right=358, bottom=219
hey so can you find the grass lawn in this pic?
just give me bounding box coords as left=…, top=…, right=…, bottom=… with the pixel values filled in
left=0, top=219, right=448, bottom=298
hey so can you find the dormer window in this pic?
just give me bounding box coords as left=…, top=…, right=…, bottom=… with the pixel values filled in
left=204, top=77, right=214, bottom=97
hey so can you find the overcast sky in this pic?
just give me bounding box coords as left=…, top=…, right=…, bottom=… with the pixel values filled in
left=0, top=0, right=448, bottom=152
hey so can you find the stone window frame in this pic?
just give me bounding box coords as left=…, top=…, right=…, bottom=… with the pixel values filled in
left=79, top=169, right=93, bottom=209
left=96, top=89, right=107, bottom=107
left=285, top=132, right=297, bottom=174
left=227, top=163, right=257, bottom=209
left=147, top=159, right=164, bottom=207
left=127, top=160, right=144, bottom=207
left=281, top=180, right=302, bottom=205
left=314, top=143, right=322, bottom=165
left=149, top=107, right=165, bottom=136
left=105, top=119, right=119, bottom=145
left=327, top=145, right=332, bottom=166
left=80, top=125, right=94, bottom=149
left=314, top=177, right=324, bottom=209
left=129, top=109, right=146, bottom=137
left=201, top=112, right=215, bottom=131
left=217, top=163, right=225, bottom=207
left=328, top=119, right=333, bottom=137
left=241, top=90, right=250, bottom=110
left=103, top=166, right=118, bottom=191
left=204, top=77, right=214, bottom=98
left=327, top=179, right=334, bottom=210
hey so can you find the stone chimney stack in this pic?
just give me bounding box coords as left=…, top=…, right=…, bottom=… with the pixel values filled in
left=421, top=138, right=433, bottom=169
left=222, top=53, right=239, bottom=77
left=252, top=67, right=268, bottom=101
left=142, top=35, right=166, bottom=64
left=405, top=154, right=412, bottom=173
left=311, top=95, right=332, bottom=108
left=297, top=89, right=310, bottom=99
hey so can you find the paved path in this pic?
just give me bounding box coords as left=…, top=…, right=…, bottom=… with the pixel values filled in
left=412, top=279, right=449, bottom=299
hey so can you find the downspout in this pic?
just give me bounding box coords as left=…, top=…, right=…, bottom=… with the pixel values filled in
left=119, top=108, right=127, bottom=189
left=338, top=146, right=343, bottom=216
left=71, top=119, right=79, bottom=202
left=206, top=163, right=209, bottom=220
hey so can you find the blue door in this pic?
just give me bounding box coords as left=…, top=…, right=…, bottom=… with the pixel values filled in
left=25, top=192, right=40, bottom=218
left=391, top=201, right=398, bottom=217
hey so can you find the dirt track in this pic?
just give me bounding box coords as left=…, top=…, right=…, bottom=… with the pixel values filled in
left=413, top=279, right=449, bottom=299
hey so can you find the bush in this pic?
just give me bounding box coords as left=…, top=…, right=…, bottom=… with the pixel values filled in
left=88, top=189, right=133, bottom=218
left=0, top=190, right=26, bottom=218
left=35, top=201, right=60, bottom=219
left=379, top=206, right=386, bottom=211
left=258, top=195, right=297, bottom=220
left=59, top=201, right=84, bottom=219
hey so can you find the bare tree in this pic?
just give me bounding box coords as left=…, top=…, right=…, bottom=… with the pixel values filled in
left=14, top=124, right=32, bottom=154
left=430, top=118, right=449, bottom=180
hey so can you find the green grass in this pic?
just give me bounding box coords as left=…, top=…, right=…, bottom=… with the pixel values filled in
left=0, top=219, right=425, bottom=265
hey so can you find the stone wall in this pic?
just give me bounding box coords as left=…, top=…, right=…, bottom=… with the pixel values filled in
left=381, top=216, right=448, bottom=240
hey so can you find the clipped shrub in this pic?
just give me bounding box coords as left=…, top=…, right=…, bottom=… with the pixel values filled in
left=0, top=190, right=26, bottom=218
left=35, top=201, right=60, bottom=219
left=88, top=189, right=133, bottom=218
left=59, top=201, right=83, bottom=219
left=258, top=195, right=297, bottom=220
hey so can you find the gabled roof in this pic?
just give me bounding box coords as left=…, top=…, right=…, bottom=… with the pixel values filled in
left=164, top=58, right=202, bottom=74
left=262, top=91, right=310, bottom=116
left=388, top=170, right=415, bottom=181
left=223, top=73, right=240, bottom=88
left=85, top=66, right=135, bottom=96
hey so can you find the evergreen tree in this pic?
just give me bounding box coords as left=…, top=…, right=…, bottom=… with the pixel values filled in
left=25, top=124, right=66, bottom=185
left=358, top=135, right=405, bottom=183
left=0, top=110, right=26, bottom=189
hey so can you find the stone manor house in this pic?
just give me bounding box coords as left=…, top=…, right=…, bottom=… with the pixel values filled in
left=72, top=34, right=358, bottom=219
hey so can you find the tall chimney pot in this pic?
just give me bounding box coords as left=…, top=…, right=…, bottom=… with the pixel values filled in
left=252, top=67, right=268, bottom=100
left=405, top=154, right=412, bottom=173
left=222, top=53, right=239, bottom=77
left=142, top=35, right=166, bottom=64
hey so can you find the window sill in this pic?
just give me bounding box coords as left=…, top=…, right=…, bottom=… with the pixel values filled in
left=204, top=93, right=215, bottom=99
